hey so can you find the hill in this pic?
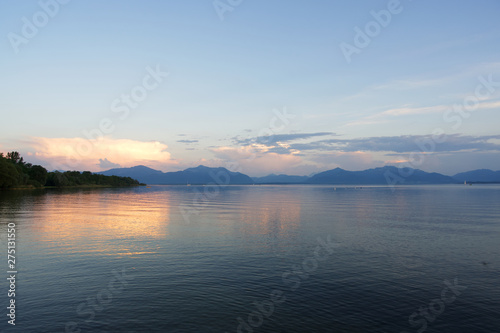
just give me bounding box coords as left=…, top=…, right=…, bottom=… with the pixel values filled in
left=453, top=169, right=500, bottom=183
left=99, top=165, right=253, bottom=185
left=100, top=165, right=466, bottom=185
left=306, top=166, right=457, bottom=185
left=99, top=165, right=164, bottom=184
left=252, top=174, right=309, bottom=184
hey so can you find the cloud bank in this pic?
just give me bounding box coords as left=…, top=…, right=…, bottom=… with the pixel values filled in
left=29, top=136, right=175, bottom=171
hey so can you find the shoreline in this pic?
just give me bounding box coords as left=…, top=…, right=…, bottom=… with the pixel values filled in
left=1, top=184, right=145, bottom=191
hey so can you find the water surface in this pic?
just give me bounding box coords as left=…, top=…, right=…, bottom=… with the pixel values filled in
left=1, top=185, right=499, bottom=332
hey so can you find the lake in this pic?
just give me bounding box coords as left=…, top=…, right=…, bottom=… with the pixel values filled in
left=1, top=185, right=499, bottom=332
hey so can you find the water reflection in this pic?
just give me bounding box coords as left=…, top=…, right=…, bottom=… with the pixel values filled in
left=237, top=188, right=302, bottom=236
left=0, top=185, right=499, bottom=332
left=169, top=186, right=302, bottom=237
left=22, top=189, right=171, bottom=257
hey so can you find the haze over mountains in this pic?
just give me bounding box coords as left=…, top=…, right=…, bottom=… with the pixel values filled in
left=98, top=165, right=500, bottom=185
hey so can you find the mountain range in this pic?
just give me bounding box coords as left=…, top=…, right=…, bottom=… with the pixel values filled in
left=99, top=165, right=253, bottom=185
left=98, top=165, right=500, bottom=185
left=452, top=169, right=500, bottom=183
left=252, top=174, right=309, bottom=184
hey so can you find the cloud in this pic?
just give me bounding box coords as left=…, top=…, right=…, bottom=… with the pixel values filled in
left=210, top=146, right=304, bottom=176
left=344, top=98, right=500, bottom=128
left=340, top=76, right=452, bottom=103
left=98, top=158, right=121, bottom=169
left=377, top=105, right=449, bottom=117
left=289, top=134, right=500, bottom=153
left=209, top=132, right=500, bottom=175
left=344, top=62, right=500, bottom=102
left=212, top=132, right=500, bottom=175
left=29, top=136, right=176, bottom=171
left=177, top=139, right=199, bottom=144
left=234, top=132, right=335, bottom=146
left=378, top=99, right=500, bottom=118
left=383, top=150, right=500, bottom=175
left=479, top=100, right=500, bottom=109
left=309, top=151, right=381, bottom=172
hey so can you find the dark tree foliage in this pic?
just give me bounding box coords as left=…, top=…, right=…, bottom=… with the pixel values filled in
left=0, top=156, right=21, bottom=188
left=0, top=152, right=141, bottom=189
left=28, top=165, right=48, bottom=187
left=6, top=151, right=23, bottom=164
left=45, top=170, right=140, bottom=187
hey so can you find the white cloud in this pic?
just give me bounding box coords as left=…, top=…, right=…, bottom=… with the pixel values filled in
left=29, top=136, right=176, bottom=171
left=210, top=146, right=304, bottom=176
left=309, top=151, right=381, bottom=172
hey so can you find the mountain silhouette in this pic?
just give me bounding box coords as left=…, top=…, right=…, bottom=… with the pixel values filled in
left=453, top=169, right=500, bottom=183
left=98, top=165, right=163, bottom=184
left=306, top=166, right=457, bottom=185
left=98, top=165, right=500, bottom=185
left=99, top=165, right=253, bottom=185
left=252, top=174, right=309, bottom=184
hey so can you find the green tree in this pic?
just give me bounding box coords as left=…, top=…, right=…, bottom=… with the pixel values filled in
left=0, top=157, right=21, bottom=188
left=1, top=151, right=141, bottom=189
left=46, top=171, right=69, bottom=187
left=28, top=165, right=48, bottom=186
left=6, top=151, right=24, bottom=165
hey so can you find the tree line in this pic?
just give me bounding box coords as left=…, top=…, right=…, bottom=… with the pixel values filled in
left=0, top=152, right=142, bottom=189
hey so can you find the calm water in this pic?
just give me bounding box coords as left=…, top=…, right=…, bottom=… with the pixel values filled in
left=1, top=185, right=499, bottom=332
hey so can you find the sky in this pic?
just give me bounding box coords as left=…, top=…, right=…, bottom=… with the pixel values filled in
left=1, top=0, right=500, bottom=177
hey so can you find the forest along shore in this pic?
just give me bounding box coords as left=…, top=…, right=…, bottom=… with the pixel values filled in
left=0, top=152, right=144, bottom=189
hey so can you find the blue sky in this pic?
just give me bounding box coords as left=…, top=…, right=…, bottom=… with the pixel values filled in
left=1, top=0, right=500, bottom=176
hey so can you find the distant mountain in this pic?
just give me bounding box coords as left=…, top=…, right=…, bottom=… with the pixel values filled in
left=100, top=165, right=500, bottom=186
left=252, top=174, right=309, bottom=184
left=306, top=166, right=458, bottom=185
left=453, top=169, right=500, bottom=183
left=99, top=165, right=164, bottom=184
left=99, top=165, right=253, bottom=185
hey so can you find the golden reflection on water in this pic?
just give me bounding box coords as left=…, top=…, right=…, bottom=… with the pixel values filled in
left=30, top=190, right=171, bottom=256
left=24, top=187, right=305, bottom=256
left=238, top=201, right=300, bottom=235
left=173, top=187, right=302, bottom=238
